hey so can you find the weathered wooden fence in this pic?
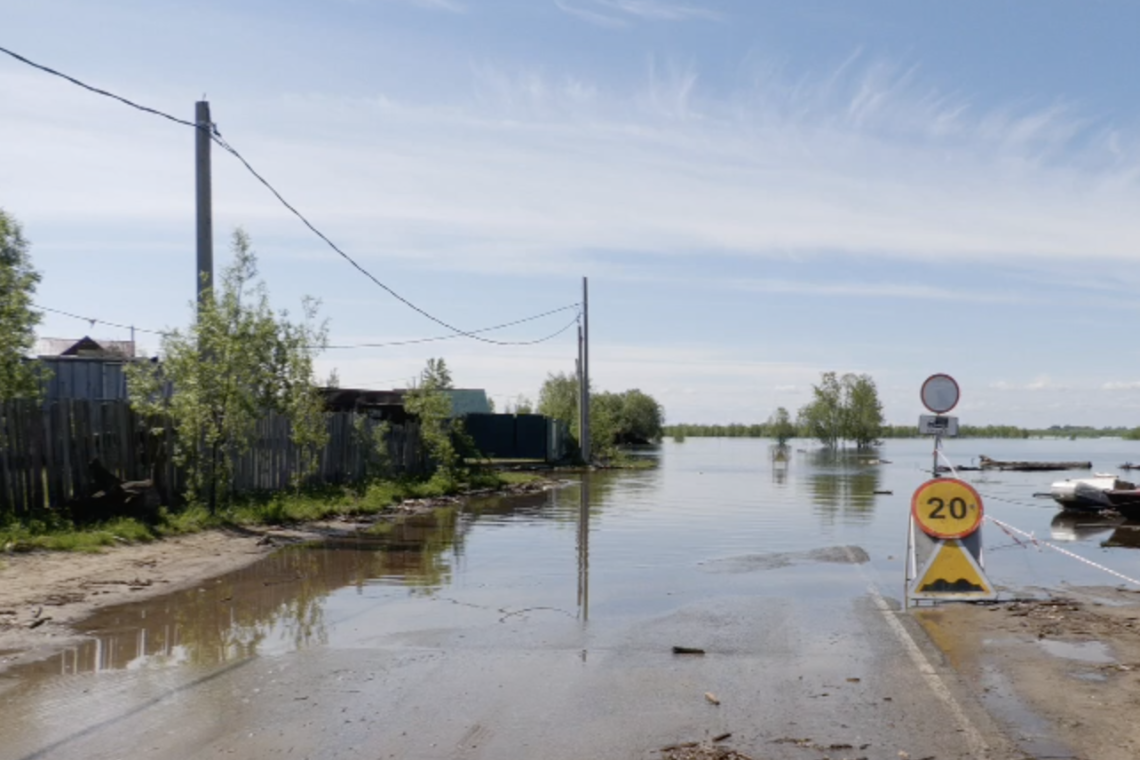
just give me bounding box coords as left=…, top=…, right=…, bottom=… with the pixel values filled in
left=0, top=400, right=424, bottom=517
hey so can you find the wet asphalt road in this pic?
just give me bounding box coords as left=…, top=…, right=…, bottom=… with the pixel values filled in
left=1, top=562, right=1022, bottom=760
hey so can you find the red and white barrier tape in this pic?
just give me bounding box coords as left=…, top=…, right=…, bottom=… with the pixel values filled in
left=985, top=515, right=1140, bottom=588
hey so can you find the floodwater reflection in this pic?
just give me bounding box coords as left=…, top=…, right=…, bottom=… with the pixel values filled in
left=577, top=475, right=590, bottom=621
left=10, top=490, right=568, bottom=679
left=771, top=445, right=789, bottom=486
left=1050, top=511, right=1124, bottom=542
left=807, top=449, right=882, bottom=522
left=1102, top=522, right=1140, bottom=549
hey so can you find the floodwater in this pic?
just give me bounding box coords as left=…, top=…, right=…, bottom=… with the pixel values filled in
left=4, top=437, right=1140, bottom=758
left=11, top=437, right=1140, bottom=678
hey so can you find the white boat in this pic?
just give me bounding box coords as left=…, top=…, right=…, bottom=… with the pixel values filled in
left=1050, top=474, right=1136, bottom=511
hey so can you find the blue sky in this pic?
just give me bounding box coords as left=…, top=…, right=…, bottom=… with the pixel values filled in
left=4, top=1, right=1140, bottom=427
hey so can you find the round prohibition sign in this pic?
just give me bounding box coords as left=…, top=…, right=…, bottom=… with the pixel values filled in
left=911, top=479, right=984, bottom=539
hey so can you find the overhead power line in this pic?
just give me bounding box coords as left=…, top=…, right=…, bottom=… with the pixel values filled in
left=343, top=310, right=581, bottom=349
left=33, top=304, right=168, bottom=335
left=33, top=301, right=580, bottom=349
left=324, top=304, right=580, bottom=349
left=0, top=44, right=572, bottom=347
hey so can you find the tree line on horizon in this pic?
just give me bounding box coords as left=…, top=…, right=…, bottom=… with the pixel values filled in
left=664, top=371, right=1140, bottom=445
left=666, top=422, right=1139, bottom=441
left=666, top=372, right=885, bottom=448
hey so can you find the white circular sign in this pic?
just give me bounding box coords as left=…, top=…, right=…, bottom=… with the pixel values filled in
left=921, top=374, right=960, bottom=414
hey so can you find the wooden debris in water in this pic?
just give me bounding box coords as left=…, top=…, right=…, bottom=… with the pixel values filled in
left=979, top=455, right=1092, bottom=472
left=704, top=692, right=721, bottom=705
left=672, top=646, right=706, bottom=655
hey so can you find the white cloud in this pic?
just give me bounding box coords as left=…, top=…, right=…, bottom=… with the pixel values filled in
left=1104, top=381, right=1140, bottom=391
left=989, top=375, right=1065, bottom=392
left=380, top=0, right=464, bottom=11
left=7, top=57, right=1140, bottom=280
left=554, top=0, right=628, bottom=28
left=555, top=0, right=721, bottom=27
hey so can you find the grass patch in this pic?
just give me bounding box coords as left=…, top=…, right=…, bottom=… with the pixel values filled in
left=0, top=470, right=548, bottom=553
left=492, top=471, right=544, bottom=486
left=1, top=515, right=161, bottom=553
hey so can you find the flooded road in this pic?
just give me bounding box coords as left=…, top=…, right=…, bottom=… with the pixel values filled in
left=4, top=438, right=1140, bottom=759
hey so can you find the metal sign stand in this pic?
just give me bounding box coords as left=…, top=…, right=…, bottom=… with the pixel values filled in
left=906, top=374, right=994, bottom=606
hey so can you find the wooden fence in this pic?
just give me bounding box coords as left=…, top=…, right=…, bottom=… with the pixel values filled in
left=0, top=400, right=424, bottom=517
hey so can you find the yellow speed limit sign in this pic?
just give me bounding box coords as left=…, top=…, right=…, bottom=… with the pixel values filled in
left=911, top=479, right=984, bottom=540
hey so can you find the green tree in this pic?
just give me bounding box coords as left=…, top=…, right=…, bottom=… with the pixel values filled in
left=128, top=229, right=329, bottom=507
left=422, top=357, right=453, bottom=390
left=589, top=391, right=623, bottom=459
left=841, top=373, right=884, bottom=448
left=538, top=372, right=580, bottom=434
left=798, top=371, right=844, bottom=448
left=536, top=374, right=665, bottom=459
left=404, top=357, right=463, bottom=480
left=797, top=371, right=883, bottom=448
left=613, top=389, right=664, bottom=444
left=0, top=209, right=44, bottom=401
left=768, top=407, right=797, bottom=445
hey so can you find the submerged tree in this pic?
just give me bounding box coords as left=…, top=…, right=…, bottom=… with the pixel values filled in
left=797, top=371, right=883, bottom=448
left=841, top=373, right=884, bottom=448
left=768, top=407, right=797, bottom=445
left=0, top=209, right=44, bottom=401
left=128, top=229, right=329, bottom=507
left=798, top=371, right=844, bottom=448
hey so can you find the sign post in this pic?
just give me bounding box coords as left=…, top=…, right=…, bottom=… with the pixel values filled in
left=906, top=375, right=995, bottom=605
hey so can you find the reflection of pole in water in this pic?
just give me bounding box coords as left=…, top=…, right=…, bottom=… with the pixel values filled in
left=576, top=475, right=590, bottom=622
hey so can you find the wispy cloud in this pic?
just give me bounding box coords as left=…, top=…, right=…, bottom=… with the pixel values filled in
left=990, top=376, right=1065, bottom=392
left=726, top=278, right=1033, bottom=304
left=555, top=0, right=721, bottom=28
left=6, top=53, right=1140, bottom=278
left=381, top=0, right=465, bottom=12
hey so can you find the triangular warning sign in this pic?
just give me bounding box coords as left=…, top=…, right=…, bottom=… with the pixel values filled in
left=910, top=539, right=996, bottom=600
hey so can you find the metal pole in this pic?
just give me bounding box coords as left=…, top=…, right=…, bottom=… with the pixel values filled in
left=933, top=432, right=942, bottom=479
left=195, top=100, right=213, bottom=311
left=582, top=277, right=590, bottom=463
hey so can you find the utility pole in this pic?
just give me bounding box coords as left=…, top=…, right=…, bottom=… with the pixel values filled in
left=195, top=100, right=216, bottom=514
left=581, top=276, right=590, bottom=463
left=195, top=100, right=213, bottom=312
left=577, top=326, right=584, bottom=459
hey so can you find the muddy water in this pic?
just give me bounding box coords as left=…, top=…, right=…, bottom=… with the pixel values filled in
left=9, top=437, right=1140, bottom=682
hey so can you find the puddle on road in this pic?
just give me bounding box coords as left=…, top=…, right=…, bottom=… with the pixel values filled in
left=699, top=546, right=870, bottom=573
left=978, top=665, right=1075, bottom=759
left=8, top=493, right=556, bottom=680
left=1038, top=639, right=1114, bottom=664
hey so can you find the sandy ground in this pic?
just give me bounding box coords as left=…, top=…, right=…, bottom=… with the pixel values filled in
left=916, top=587, right=1140, bottom=760
left=0, top=480, right=561, bottom=673
left=0, top=523, right=336, bottom=668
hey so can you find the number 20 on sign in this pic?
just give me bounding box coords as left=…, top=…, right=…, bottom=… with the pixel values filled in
left=911, top=479, right=983, bottom=540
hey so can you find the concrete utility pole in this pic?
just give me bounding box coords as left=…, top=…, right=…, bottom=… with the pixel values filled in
left=581, top=276, right=590, bottom=463
left=577, top=327, right=584, bottom=458
left=195, top=100, right=213, bottom=312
